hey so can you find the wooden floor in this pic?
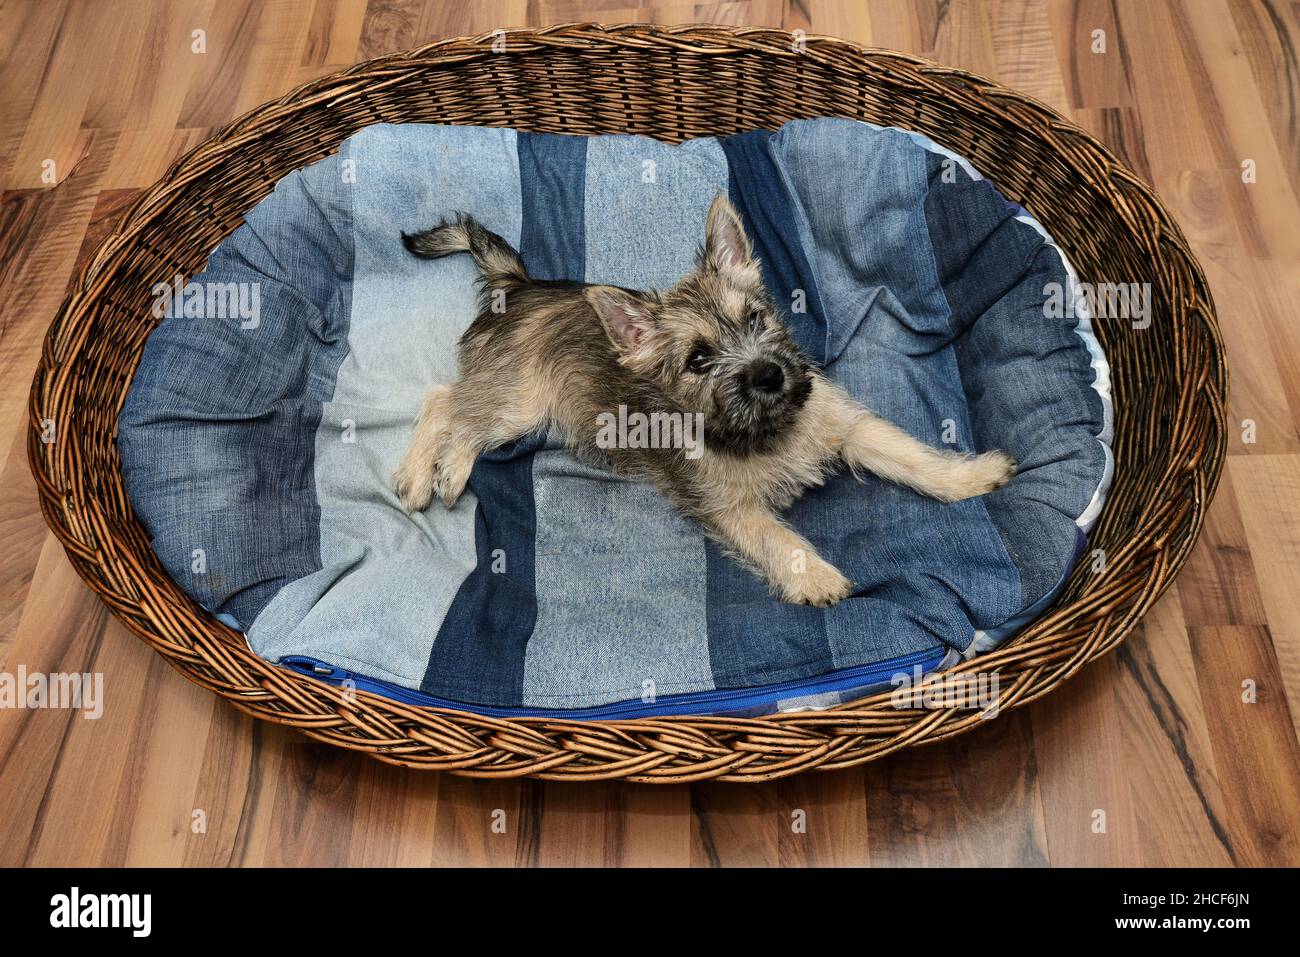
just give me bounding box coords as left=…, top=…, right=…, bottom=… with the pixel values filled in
left=1, top=0, right=1298, bottom=867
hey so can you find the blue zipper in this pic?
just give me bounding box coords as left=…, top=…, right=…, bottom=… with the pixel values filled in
left=280, top=646, right=947, bottom=720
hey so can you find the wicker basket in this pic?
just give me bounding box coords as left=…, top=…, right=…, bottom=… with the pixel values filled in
left=28, top=23, right=1226, bottom=782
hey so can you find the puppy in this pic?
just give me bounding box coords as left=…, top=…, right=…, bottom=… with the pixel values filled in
left=393, top=193, right=1014, bottom=607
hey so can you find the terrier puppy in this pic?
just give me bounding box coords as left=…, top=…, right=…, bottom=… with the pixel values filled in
left=393, top=194, right=1015, bottom=607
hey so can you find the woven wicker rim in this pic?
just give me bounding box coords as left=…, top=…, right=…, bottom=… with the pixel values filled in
left=28, top=23, right=1226, bottom=782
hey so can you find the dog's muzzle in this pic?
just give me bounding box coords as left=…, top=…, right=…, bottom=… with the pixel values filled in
left=710, top=357, right=812, bottom=454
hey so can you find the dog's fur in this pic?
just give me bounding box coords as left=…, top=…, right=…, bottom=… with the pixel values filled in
left=393, top=194, right=1015, bottom=607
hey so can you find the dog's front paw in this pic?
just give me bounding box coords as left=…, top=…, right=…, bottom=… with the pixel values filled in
left=432, top=450, right=472, bottom=508
left=961, top=450, right=1016, bottom=498
left=780, top=558, right=855, bottom=608
left=393, top=455, right=436, bottom=513
left=932, top=450, right=1016, bottom=502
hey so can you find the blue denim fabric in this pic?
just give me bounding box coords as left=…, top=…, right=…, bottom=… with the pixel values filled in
left=921, top=148, right=1109, bottom=604
left=519, top=134, right=726, bottom=706
left=119, top=120, right=1111, bottom=715
left=241, top=125, right=522, bottom=685
left=118, top=144, right=354, bottom=627
left=422, top=131, right=580, bottom=703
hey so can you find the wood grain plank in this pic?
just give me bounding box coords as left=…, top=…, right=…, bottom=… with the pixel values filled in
left=358, top=0, right=533, bottom=60
left=691, top=780, right=781, bottom=866
left=930, top=0, right=1001, bottom=77
left=1031, top=654, right=1142, bottom=866
left=177, top=0, right=263, bottom=127
left=101, top=128, right=211, bottom=190
left=989, top=0, right=1072, bottom=113
left=356, top=0, right=424, bottom=60
left=256, top=740, right=361, bottom=867
left=0, top=133, right=114, bottom=482
left=302, top=0, right=369, bottom=67
left=1047, top=0, right=1135, bottom=109
left=1112, top=586, right=1235, bottom=866
left=1231, top=455, right=1300, bottom=747
left=20, top=611, right=217, bottom=866
left=1177, top=463, right=1272, bottom=627
left=345, top=759, right=443, bottom=866
left=855, top=0, right=926, bottom=51
left=866, top=709, right=1048, bottom=866
left=1227, top=0, right=1300, bottom=180
left=181, top=707, right=290, bottom=867
left=230, top=0, right=318, bottom=117
left=82, top=0, right=196, bottom=132
left=609, top=783, right=691, bottom=866
left=1180, top=0, right=1300, bottom=263
left=116, top=650, right=225, bottom=867
left=1112, top=0, right=1220, bottom=179
left=7, top=1, right=129, bottom=189
left=692, top=1, right=785, bottom=28
left=534, top=781, right=616, bottom=866
left=0, top=540, right=112, bottom=866
left=428, top=776, right=533, bottom=866
left=1189, top=624, right=1300, bottom=865
left=1247, top=258, right=1300, bottom=452
left=1199, top=255, right=1300, bottom=455
left=418, top=0, right=529, bottom=37
left=778, top=769, right=869, bottom=865
left=787, top=0, right=871, bottom=42
left=531, top=780, right=692, bottom=866
left=0, top=420, right=47, bottom=664
left=0, top=0, right=70, bottom=189
left=0, top=188, right=144, bottom=655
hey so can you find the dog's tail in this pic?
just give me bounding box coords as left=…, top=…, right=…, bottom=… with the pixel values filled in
left=401, top=214, right=529, bottom=287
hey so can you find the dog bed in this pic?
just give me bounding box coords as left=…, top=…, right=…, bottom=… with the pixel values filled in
left=32, top=26, right=1226, bottom=780
left=117, top=116, right=1112, bottom=718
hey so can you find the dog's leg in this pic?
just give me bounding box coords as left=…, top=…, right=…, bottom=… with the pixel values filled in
left=392, top=382, right=491, bottom=512
left=704, top=506, right=854, bottom=607
left=393, top=384, right=454, bottom=512
left=811, top=381, right=1014, bottom=502
left=394, top=378, right=546, bottom=512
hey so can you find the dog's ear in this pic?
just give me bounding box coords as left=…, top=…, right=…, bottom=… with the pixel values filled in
left=586, top=286, right=656, bottom=358
left=703, top=192, right=754, bottom=273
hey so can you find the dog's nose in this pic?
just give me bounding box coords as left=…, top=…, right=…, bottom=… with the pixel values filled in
left=749, top=360, right=785, bottom=394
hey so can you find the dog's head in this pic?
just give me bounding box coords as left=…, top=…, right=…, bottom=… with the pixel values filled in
left=585, top=193, right=813, bottom=455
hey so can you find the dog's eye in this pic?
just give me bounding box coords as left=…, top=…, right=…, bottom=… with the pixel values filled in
left=747, top=309, right=763, bottom=333
left=685, top=344, right=713, bottom=374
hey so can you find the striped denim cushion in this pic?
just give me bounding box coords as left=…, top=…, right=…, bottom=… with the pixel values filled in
left=118, top=119, right=1111, bottom=717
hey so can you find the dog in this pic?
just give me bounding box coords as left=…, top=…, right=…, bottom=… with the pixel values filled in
left=393, top=193, right=1015, bottom=607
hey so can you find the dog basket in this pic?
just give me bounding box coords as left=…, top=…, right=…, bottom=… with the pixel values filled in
left=29, top=23, right=1226, bottom=782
